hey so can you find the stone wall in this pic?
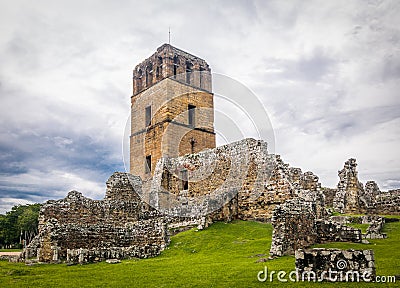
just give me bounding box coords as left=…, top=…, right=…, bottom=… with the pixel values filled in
left=333, top=158, right=364, bottom=214
left=132, top=43, right=211, bottom=96
left=130, top=44, right=215, bottom=181
left=146, top=138, right=324, bottom=221
left=370, top=189, right=400, bottom=215
left=23, top=142, right=400, bottom=264
left=130, top=78, right=216, bottom=180
left=364, top=216, right=386, bottom=239
left=269, top=198, right=318, bottom=257
left=269, top=197, right=361, bottom=258
left=322, top=187, right=337, bottom=207
left=331, top=159, right=400, bottom=215
left=316, top=221, right=362, bottom=243
left=24, top=172, right=169, bottom=263
left=295, top=248, right=376, bottom=282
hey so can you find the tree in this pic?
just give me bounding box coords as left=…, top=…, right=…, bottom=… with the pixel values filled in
left=17, top=204, right=40, bottom=244
left=0, top=203, right=41, bottom=249
left=0, top=214, right=7, bottom=248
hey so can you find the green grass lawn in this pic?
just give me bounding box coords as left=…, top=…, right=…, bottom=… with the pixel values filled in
left=0, top=249, right=22, bottom=252
left=0, top=219, right=399, bottom=287
left=345, top=223, right=370, bottom=233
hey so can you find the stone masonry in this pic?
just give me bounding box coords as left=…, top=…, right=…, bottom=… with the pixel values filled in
left=269, top=197, right=362, bottom=258
left=331, top=158, right=400, bottom=215
left=22, top=44, right=400, bottom=265
left=333, top=158, right=364, bottom=214
left=24, top=173, right=169, bottom=264
left=25, top=137, right=356, bottom=263
left=130, top=44, right=215, bottom=181
left=144, top=137, right=332, bottom=221
left=295, top=248, right=376, bottom=282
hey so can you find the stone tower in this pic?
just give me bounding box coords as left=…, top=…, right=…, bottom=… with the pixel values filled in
left=130, top=44, right=216, bottom=180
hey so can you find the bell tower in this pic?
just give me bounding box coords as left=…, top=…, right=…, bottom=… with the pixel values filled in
left=130, top=44, right=216, bottom=180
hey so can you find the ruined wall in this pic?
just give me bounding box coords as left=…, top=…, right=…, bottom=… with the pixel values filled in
left=322, top=187, right=337, bottom=207
left=332, top=159, right=400, bottom=215
left=25, top=173, right=169, bottom=263
left=363, top=216, right=386, bottom=239
left=369, top=189, right=400, bottom=215
left=362, top=181, right=381, bottom=206
left=295, top=249, right=376, bottom=282
left=148, top=138, right=321, bottom=221
left=269, top=198, right=318, bottom=257
left=25, top=144, right=399, bottom=264
left=315, top=221, right=362, bottom=243
left=269, top=197, right=361, bottom=258
left=333, top=158, right=364, bottom=214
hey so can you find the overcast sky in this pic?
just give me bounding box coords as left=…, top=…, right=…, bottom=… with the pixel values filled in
left=0, top=0, right=399, bottom=213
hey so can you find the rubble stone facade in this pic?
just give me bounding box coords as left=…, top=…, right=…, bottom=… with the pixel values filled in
left=24, top=173, right=169, bottom=263
left=148, top=138, right=276, bottom=219
left=295, top=248, right=376, bottom=282
left=145, top=138, right=333, bottom=221
left=333, top=158, right=364, bottom=214
left=269, top=197, right=361, bottom=258
left=331, top=159, right=400, bottom=215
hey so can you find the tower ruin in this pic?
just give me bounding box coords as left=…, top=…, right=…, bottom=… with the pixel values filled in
left=130, top=44, right=216, bottom=180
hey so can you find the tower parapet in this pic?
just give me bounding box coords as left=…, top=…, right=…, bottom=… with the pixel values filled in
left=132, top=44, right=211, bottom=96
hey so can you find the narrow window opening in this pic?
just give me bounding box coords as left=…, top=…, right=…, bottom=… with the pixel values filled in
left=145, top=105, right=152, bottom=127
left=199, top=68, right=203, bottom=88
left=145, top=155, right=152, bottom=173
left=188, top=104, right=195, bottom=127
left=173, top=56, right=178, bottom=78
left=186, top=62, right=192, bottom=84
left=181, top=169, right=188, bottom=190
left=190, top=138, right=196, bottom=154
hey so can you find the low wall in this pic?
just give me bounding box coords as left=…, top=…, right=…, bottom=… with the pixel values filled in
left=295, top=248, right=376, bottom=282
left=269, top=198, right=361, bottom=258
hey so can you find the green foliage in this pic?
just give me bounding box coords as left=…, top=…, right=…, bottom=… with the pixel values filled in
left=0, top=204, right=41, bottom=248
left=0, top=219, right=399, bottom=287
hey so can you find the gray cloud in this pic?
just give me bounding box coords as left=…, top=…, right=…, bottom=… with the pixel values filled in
left=0, top=0, right=399, bottom=213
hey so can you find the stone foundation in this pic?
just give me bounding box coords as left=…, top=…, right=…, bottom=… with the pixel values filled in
left=269, top=197, right=361, bottom=258
left=295, top=248, right=376, bottom=282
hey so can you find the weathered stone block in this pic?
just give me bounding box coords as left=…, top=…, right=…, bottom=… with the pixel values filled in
left=296, top=248, right=376, bottom=282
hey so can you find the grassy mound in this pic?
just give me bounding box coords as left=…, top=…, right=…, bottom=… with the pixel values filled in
left=0, top=218, right=398, bottom=287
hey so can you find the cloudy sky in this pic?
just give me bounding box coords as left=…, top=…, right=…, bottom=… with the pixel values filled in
left=0, top=0, right=399, bottom=213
